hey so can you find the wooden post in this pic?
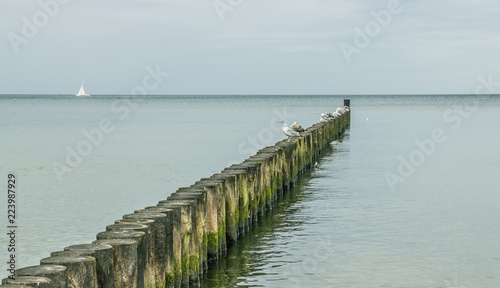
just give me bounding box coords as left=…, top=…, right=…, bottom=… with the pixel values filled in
left=96, top=230, right=146, bottom=288
left=344, top=99, right=350, bottom=107
left=157, top=200, right=199, bottom=287
left=40, top=256, right=97, bottom=288
left=106, top=224, right=153, bottom=288
left=137, top=206, right=180, bottom=288
left=15, top=265, right=68, bottom=288
left=123, top=212, right=169, bottom=288
left=193, top=178, right=226, bottom=257
left=63, top=243, right=114, bottom=288
left=93, top=239, right=138, bottom=288
left=168, top=188, right=208, bottom=273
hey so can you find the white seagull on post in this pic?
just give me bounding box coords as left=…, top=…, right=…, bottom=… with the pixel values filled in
left=279, top=121, right=301, bottom=142
left=321, top=113, right=334, bottom=122
left=291, top=121, right=305, bottom=133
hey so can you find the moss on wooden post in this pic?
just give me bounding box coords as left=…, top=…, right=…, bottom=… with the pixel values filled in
left=138, top=206, right=180, bottom=288
left=194, top=178, right=226, bottom=257
left=170, top=188, right=208, bottom=273
left=159, top=199, right=200, bottom=287
left=189, top=182, right=219, bottom=262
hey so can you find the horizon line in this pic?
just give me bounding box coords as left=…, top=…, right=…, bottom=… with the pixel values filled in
left=1, top=93, right=498, bottom=96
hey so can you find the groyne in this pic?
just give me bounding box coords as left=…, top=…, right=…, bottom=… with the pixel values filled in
left=1, top=100, right=351, bottom=288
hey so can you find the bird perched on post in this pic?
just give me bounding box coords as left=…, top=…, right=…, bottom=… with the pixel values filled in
left=321, top=113, right=330, bottom=122
left=291, top=121, right=305, bottom=133
left=279, top=121, right=301, bottom=142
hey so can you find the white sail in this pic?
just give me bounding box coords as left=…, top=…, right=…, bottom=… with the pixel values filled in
left=76, top=81, right=90, bottom=96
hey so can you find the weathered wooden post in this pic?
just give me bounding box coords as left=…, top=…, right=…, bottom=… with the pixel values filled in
left=40, top=256, right=97, bottom=288
left=256, top=148, right=282, bottom=204
left=193, top=178, right=226, bottom=258
left=15, top=265, right=68, bottom=288
left=169, top=188, right=208, bottom=273
left=123, top=212, right=168, bottom=288
left=106, top=223, right=153, bottom=288
left=344, top=99, right=351, bottom=126
left=210, top=173, right=239, bottom=245
left=96, top=230, right=146, bottom=288
left=93, top=239, right=138, bottom=288
left=63, top=243, right=114, bottom=288
left=50, top=250, right=110, bottom=288
left=157, top=199, right=199, bottom=287
left=242, top=158, right=266, bottom=217
left=229, top=162, right=258, bottom=226
left=137, top=206, right=180, bottom=288
left=249, top=153, right=276, bottom=211
left=221, top=167, right=250, bottom=234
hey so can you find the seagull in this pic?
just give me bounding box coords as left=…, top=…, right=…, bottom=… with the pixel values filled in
left=321, top=113, right=330, bottom=122
left=336, top=107, right=345, bottom=114
left=325, top=112, right=335, bottom=119
left=330, top=139, right=343, bottom=145
left=291, top=121, right=305, bottom=133
left=344, top=106, right=350, bottom=112
left=280, top=122, right=301, bottom=141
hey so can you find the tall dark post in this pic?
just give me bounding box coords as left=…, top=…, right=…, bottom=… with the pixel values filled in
left=344, top=99, right=350, bottom=107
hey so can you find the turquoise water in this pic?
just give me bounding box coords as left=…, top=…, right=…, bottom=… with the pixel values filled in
left=1, top=95, right=499, bottom=287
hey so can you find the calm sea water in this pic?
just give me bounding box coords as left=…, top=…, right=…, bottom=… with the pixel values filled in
left=0, top=95, right=499, bottom=287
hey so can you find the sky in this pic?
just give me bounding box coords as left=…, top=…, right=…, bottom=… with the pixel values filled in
left=1, top=0, right=500, bottom=95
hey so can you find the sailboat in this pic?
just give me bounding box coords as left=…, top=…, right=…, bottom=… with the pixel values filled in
left=76, top=81, right=90, bottom=97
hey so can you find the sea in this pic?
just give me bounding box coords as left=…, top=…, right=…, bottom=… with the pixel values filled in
left=0, top=94, right=499, bottom=287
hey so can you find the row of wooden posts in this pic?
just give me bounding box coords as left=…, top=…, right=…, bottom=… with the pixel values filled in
left=1, top=101, right=351, bottom=288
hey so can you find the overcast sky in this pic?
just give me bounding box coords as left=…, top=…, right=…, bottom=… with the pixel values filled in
left=1, top=0, right=499, bottom=95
